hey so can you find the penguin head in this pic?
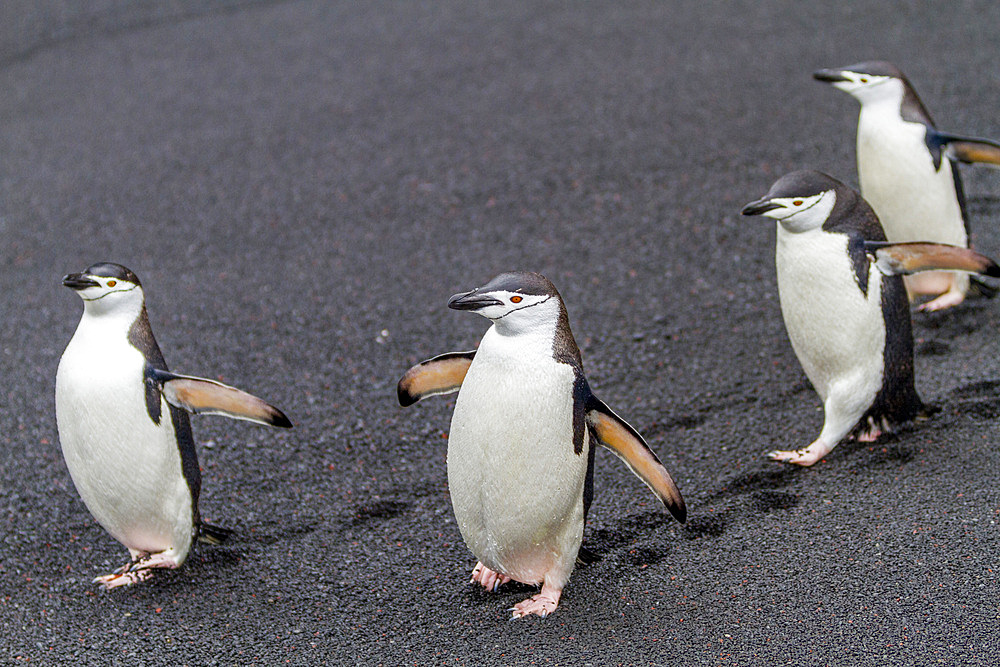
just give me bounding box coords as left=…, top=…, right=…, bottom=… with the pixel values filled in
left=741, top=170, right=841, bottom=233
left=813, top=61, right=906, bottom=105
left=448, top=272, right=564, bottom=336
left=62, top=262, right=145, bottom=316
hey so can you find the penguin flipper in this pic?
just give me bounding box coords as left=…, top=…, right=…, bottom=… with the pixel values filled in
left=933, top=130, right=1000, bottom=167
left=864, top=241, right=1000, bottom=278
left=397, top=351, right=476, bottom=406
left=149, top=369, right=293, bottom=428
left=585, top=398, right=686, bottom=523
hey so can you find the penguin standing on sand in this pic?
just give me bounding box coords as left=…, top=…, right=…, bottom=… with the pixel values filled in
left=742, top=171, right=1000, bottom=466
left=397, top=272, right=685, bottom=618
left=56, top=262, right=292, bottom=588
left=814, top=61, right=1000, bottom=311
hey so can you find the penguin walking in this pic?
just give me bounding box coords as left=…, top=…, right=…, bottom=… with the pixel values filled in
left=397, top=272, right=685, bottom=618
left=814, top=61, right=1000, bottom=311
left=742, top=171, right=1000, bottom=466
left=56, top=262, right=292, bottom=588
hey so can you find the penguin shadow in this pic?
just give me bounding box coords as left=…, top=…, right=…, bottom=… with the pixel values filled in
left=252, top=518, right=320, bottom=546
left=948, top=380, right=1000, bottom=421
left=191, top=544, right=242, bottom=571
left=336, top=481, right=443, bottom=534
left=844, top=437, right=917, bottom=467
left=345, top=499, right=410, bottom=529
left=914, top=339, right=951, bottom=357
left=966, top=194, right=1000, bottom=218
left=911, top=298, right=991, bottom=336
left=588, top=509, right=675, bottom=549
left=681, top=467, right=803, bottom=540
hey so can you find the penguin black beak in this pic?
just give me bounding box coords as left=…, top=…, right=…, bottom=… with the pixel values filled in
left=813, top=68, right=850, bottom=84
left=62, top=273, right=100, bottom=290
left=448, top=289, right=504, bottom=311
left=740, top=199, right=783, bottom=216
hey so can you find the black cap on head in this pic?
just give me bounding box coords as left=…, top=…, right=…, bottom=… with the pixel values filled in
left=759, top=170, right=846, bottom=201
left=476, top=271, right=560, bottom=297
left=84, top=262, right=142, bottom=285
left=837, top=61, right=904, bottom=79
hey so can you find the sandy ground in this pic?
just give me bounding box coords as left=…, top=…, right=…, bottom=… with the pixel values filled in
left=2, top=1, right=999, bottom=664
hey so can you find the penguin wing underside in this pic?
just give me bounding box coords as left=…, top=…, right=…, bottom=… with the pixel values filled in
left=148, top=369, right=293, bottom=428
left=932, top=130, right=1000, bottom=168
left=864, top=241, right=1000, bottom=278
left=397, top=351, right=476, bottom=407
left=585, top=399, right=686, bottom=523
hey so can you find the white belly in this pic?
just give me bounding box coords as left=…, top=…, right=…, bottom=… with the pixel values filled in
left=55, top=323, right=193, bottom=557
left=447, top=329, right=587, bottom=584
left=857, top=111, right=967, bottom=247
left=776, top=227, right=885, bottom=404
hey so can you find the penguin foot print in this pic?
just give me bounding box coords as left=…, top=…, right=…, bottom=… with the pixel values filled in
left=510, top=589, right=561, bottom=618
left=94, top=569, right=154, bottom=589
left=470, top=562, right=511, bottom=592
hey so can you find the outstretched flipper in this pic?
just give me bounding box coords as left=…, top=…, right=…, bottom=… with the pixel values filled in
left=865, top=241, right=1000, bottom=278
left=929, top=129, right=1000, bottom=168
left=397, top=351, right=476, bottom=406
left=585, top=398, right=686, bottom=523
left=148, top=368, right=292, bottom=427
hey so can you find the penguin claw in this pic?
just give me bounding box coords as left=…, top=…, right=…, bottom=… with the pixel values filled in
left=510, top=589, right=561, bottom=618
left=469, top=561, right=511, bottom=592
left=93, top=569, right=154, bottom=589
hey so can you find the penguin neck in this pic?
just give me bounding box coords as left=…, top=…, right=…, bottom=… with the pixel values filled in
left=486, top=298, right=570, bottom=361
left=857, top=79, right=907, bottom=122
left=78, top=293, right=146, bottom=341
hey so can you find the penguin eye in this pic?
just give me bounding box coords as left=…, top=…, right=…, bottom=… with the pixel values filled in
left=793, top=200, right=803, bottom=206
left=859, top=77, right=869, bottom=83
left=510, top=296, right=523, bottom=303
left=107, top=280, right=117, bottom=287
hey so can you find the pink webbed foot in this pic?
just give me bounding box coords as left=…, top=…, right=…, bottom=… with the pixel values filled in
left=767, top=440, right=833, bottom=467
left=94, top=568, right=155, bottom=589
left=94, top=550, right=182, bottom=590
left=470, top=562, right=511, bottom=592
left=917, top=290, right=965, bottom=312
left=511, top=584, right=562, bottom=618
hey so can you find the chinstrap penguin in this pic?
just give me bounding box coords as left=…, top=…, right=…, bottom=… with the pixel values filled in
left=56, top=262, right=292, bottom=588
left=814, top=61, right=1000, bottom=311
left=742, top=171, right=1000, bottom=466
left=397, top=272, right=686, bottom=618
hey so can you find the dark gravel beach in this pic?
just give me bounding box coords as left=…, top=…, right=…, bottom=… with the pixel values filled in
left=2, top=1, right=999, bottom=664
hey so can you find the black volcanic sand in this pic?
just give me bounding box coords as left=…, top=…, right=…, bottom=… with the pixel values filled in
left=2, top=2, right=1000, bottom=664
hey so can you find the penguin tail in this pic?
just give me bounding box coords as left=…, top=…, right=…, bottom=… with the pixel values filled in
left=197, top=522, right=233, bottom=545
left=969, top=276, right=998, bottom=299
left=576, top=545, right=601, bottom=565
left=916, top=402, right=941, bottom=421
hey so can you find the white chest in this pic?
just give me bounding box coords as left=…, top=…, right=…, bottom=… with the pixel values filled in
left=55, top=316, right=192, bottom=553
left=775, top=227, right=886, bottom=399
left=446, top=326, right=589, bottom=579
left=856, top=107, right=966, bottom=244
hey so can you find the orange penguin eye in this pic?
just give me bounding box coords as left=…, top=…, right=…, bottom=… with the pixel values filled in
left=510, top=296, right=523, bottom=303
left=107, top=280, right=117, bottom=287
left=860, top=77, right=868, bottom=83
left=793, top=200, right=803, bottom=206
